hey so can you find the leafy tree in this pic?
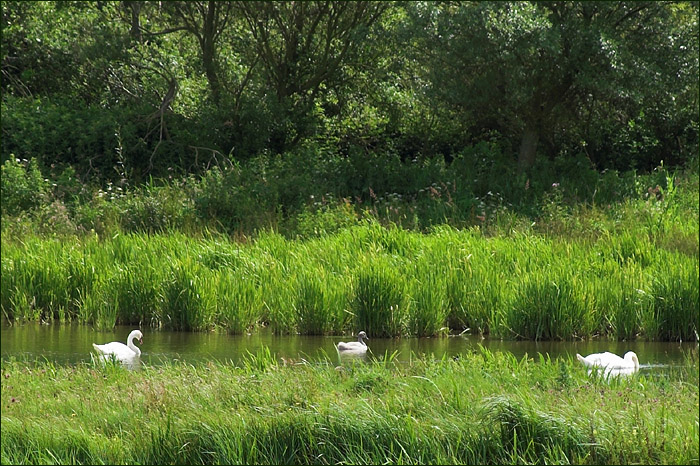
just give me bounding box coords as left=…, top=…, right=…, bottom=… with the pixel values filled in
left=406, top=1, right=698, bottom=171
left=157, top=1, right=236, bottom=104
left=236, top=1, right=389, bottom=151
left=1, top=1, right=130, bottom=102
left=1, top=1, right=696, bottom=181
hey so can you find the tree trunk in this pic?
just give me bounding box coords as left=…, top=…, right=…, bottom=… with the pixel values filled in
left=201, top=1, right=220, bottom=103
left=518, top=124, right=540, bottom=173
left=124, top=1, right=142, bottom=43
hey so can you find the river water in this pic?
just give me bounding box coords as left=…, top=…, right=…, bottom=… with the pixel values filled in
left=2, top=322, right=695, bottom=373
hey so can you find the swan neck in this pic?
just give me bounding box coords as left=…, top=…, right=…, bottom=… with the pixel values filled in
left=127, top=336, right=141, bottom=356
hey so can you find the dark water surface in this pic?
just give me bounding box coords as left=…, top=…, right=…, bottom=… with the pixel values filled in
left=2, top=322, right=696, bottom=372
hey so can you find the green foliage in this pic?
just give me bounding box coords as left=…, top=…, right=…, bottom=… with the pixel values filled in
left=216, top=270, right=262, bottom=335
left=409, top=263, right=449, bottom=337
left=591, top=264, right=650, bottom=341
left=646, top=255, right=700, bottom=342
left=294, top=197, right=359, bottom=239
left=3, top=1, right=697, bottom=183
left=294, top=268, right=348, bottom=335
left=1, top=97, right=119, bottom=177
left=1, top=150, right=697, bottom=341
left=109, top=260, right=163, bottom=328
left=162, top=258, right=215, bottom=331
left=0, top=157, right=48, bottom=216
left=506, top=269, right=596, bottom=341
left=353, top=255, right=408, bottom=338
left=1, top=350, right=698, bottom=464
left=194, top=163, right=280, bottom=234
left=446, top=262, right=503, bottom=336
left=1, top=183, right=697, bottom=341
left=117, top=181, right=196, bottom=234
left=483, top=395, right=587, bottom=463
left=0, top=96, right=208, bottom=183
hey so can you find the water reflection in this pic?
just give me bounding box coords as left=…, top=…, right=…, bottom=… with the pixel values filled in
left=93, top=353, right=142, bottom=371
left=594, top=366, right=638, bottom=379
left=337, top=350, right=369, bottom=364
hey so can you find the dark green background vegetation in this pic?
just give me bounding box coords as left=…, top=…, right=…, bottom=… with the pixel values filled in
left=1, top=2, right=698, bottom=340
left=2, top=1, right=697, bottom=187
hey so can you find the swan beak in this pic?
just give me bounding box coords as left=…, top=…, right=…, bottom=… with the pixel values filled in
left=139, top=338, right=143, bottom=344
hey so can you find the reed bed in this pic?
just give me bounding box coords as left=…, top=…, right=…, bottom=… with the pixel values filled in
left=1, top=348, right=698, bottom=465
left=1, top=215, right=698, bottom=340
left=2, top=178, right=698, bottom=341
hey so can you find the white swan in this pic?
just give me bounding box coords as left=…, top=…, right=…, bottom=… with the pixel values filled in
left=337, top=331, right=369, bottom=355
left=93, top=330, right=143, bottom=361
left=576, top=351, right=639, bottom=375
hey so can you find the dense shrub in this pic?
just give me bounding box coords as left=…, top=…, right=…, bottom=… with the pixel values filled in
left=1, top=140, right=697, bottom=242
left=0, top=157, right=48, bottom=215
left=0, top=96, right=219, bottom=183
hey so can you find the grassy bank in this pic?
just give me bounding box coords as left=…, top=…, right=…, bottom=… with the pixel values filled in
left=1, top=348, right=698, bottom=465
left=2, top=148, right=697, bottom=240
left=2, top=207, right=698, bottom=340
left=1, top=159, right=698, bottom=340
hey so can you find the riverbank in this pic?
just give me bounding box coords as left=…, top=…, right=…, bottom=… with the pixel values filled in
left=2, top=163, right=697, bottom=340
left=2, top=215, right=698, bottom=340
left=1, top=348, right=698, bottom=465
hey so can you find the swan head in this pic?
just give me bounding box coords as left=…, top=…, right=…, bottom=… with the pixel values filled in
left=357, top=331, right=368, bottom=341
left=129, top=330, right=144, bottom=345
left=624, top=351, right=639, bottom=369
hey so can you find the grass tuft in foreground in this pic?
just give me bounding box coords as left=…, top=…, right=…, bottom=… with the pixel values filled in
left=1, top=349, right=698, bottom=465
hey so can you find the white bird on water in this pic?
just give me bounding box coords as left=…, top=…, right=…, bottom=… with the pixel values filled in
left=93, top=329, right=143, bottom=362
left=576, top=351, right=639, bottom=377
left=336, top=331, right=369, bottom=355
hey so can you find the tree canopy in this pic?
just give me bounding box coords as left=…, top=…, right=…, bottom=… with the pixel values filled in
left=2, top=1, right=697, bottom=181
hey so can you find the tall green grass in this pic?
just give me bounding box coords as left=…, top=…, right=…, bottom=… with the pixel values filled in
left=409, top=268, right=449, bottom=337
left=1, top=184, right=698, bottom=341
left=353, top=255, right=408, bottom=337
left=591, top=262, right=651, bottom=341
left=216, top=269, right=262, bottom=334
left=443, top=243, right=503, bottom=335
left=2, top=223, right=697, bottom=340
left=646, top=254, right=700, bottom=342
left=1, top=349, right=698, bottom=465
left=294, top=268, right=349, bottom=335
left=504, top=269, right=597, bottom=340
